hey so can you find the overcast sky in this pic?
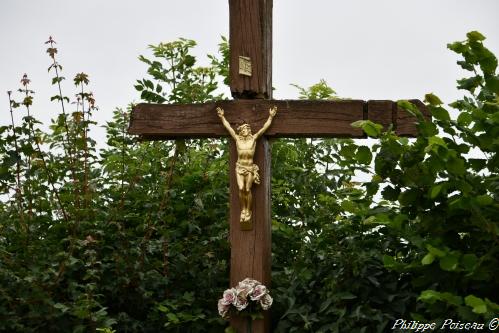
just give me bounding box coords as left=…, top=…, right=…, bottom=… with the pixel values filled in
left=1, top=0, right=498, bottom=142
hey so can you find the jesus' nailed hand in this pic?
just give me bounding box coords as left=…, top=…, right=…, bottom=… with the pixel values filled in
left=216, top=106, right=277, bottom=227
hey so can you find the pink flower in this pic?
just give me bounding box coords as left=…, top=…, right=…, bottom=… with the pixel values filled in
left=260, top=294, right=273, bottom=310
left=250, top=284, right=267, bottom=301
left=236, top=283, right=253, bottom=300
left=218, top=278, right=272, bottom=319
left=217, top=299, right=229, bottom=318
left=234, top=293, right=249, bottom=311
left=221, top=288, right=237, bottom=306
left=20, top=74, right=30, bottom=87
left=239, top=278, right=258, bottom=289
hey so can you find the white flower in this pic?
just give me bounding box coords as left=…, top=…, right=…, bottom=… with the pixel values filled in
left=221, top=288, right=237, bottom=306
left=260, top=293, right=273, bottom=310
left=218, top=278, right=272, bottom=317
left=239, top=278, right=259, bottom=289
left=234, top=293, right=249, bottom=311
left=250, top=284, right=268, bottom=301
left=236, top=280, right=255, bottom=301
left=218, top=299, right=229, bottom=318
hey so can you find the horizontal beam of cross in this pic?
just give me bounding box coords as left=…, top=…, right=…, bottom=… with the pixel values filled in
left=129, top=99, right=428, bottom=139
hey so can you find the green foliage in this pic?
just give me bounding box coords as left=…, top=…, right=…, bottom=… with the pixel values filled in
left=1, top=38, right=230, bottom=332
left=135, top=38, right=223, bottom=104
left=375, top=31, right=499, bottom=323
left=1, top=31, right=498, bottom=333
left=291, top=79, right=339, bottom=100
left=208, top=36, right=230, bottom=87
left=270, top=84, right=411, bottom=333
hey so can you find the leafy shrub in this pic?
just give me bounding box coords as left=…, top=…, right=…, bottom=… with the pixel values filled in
left=0, top=32, right=497, bottom=333
left=271, top=31, right=498, bottom=332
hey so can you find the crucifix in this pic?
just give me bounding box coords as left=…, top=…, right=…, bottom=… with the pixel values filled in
left=128, top=1, right=429, bottom=332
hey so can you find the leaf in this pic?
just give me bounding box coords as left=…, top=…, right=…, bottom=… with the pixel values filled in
left=382, top=255, right=397, bottom=269
left=355, top=146, right=372, bottom=164
left=475, top=47, right=498, bottom=75
left=417, top=121, right=438, bottom=137
left=428, top=136, right=447, bottom=148
left=476, top=194, right=493, bottom=206
left=457, top=60, right=474, bottom=71
left=464, top=295, right=487, bottom=314
left=351, top=120, right=382, bottom=137
left=457, top=112, right=473, bottom=126
left=184, top=55, right=196, bottom=67
left=225, top=327, right=237, bottom=333
left=418, top=290, right=442, bottom=304
left=166, top=313, right=180, bottom=324
left=54, top=302, right=70, bottom=313
left=424, top=93, right=443, bottom=106
left=337, top=292, right=357, bottom=300
left=382, top=186, right=400, bottom=201
left=340, top=145, right=356, bottom=158
left=397, top=100, right=423, bottom=119
left=440, top=254, right=459, bottom=271
left=485, top=75, right=499, bottom=94
left=51, top=76, right=65, bottom=85
left=469, top=158, right=486, bottom=171
left=429, top=184, right=443, bottom=199
left=461, top=254, right=478, bottom=271
left=430, top=106, right=450, bottom=121
left=466, top=31, right=486, bottom=42
left=440, top=293, right=463, bottom=306
left=351, top=120, right=365, bottom=128
left=144, top=79, right=154, bottom=90
left=340, top=200, right=356, bottom=213
left=421, top=253, right=435, bottom=265
left=447, top=41, right=467, bottom=54
left=426, top=244, right=445, bottom=258
left=457, top=76, right=482, bottom=92
left=319, top=298, right=333, bottom=313
left=363, top=122, right=382, bottom=138
left=398, top=189, right=419, bottom=206
left=447, top=157, right=466, bottom=176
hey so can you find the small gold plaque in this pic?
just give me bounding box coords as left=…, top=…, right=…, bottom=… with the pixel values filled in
left=238, top=56, right=252, bottom=76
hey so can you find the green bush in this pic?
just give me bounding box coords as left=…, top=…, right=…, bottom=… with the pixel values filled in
left=0, top=32, right=497, bottom=332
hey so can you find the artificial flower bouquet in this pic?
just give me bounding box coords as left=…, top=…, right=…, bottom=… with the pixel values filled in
left=218, top=278, right=273, bottom=320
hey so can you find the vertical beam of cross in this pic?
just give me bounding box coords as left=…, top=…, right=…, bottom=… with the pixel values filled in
left=229, top=0, right=272, bottom=99
left=228, top=0, right=273, bottom=331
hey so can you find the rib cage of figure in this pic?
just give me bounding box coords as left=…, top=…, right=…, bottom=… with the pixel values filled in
left=216, top=106, right=277, bottom=229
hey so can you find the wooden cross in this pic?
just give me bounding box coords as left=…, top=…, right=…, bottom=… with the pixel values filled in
left=128, top=1, right=428, bottom=332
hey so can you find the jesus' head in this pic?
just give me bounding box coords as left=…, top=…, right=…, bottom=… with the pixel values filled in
left=237, top=123, right=252, bottom=137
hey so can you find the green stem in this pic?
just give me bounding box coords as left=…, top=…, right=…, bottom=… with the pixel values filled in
left=7, top=91, right=25, bottom=225
left=50, top=40, right=74, bottom=160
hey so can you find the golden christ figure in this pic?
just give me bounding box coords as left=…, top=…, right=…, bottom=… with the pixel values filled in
left=217, top=106, right=277, bottom=227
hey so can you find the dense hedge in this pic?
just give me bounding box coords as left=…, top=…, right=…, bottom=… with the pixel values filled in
left=0, top=32, right=497, bottom=332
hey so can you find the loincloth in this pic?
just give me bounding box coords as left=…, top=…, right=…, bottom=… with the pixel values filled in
left=236, top=163, right=260, bottom=184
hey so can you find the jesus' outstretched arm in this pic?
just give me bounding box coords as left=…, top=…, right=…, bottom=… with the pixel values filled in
left=255, top=106, right=277, bottom=139
left=216, top=107, right=237, bottom=140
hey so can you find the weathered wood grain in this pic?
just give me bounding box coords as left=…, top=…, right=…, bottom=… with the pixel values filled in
left=229, top=139, right=271, bottom=332
left=129, top=99, right=429, bottom=139
left=367, top=100, right=395, bottom=131
left=129, top=99, right=365, bottom=138
left=396, top=99, right=430, bottom=136
left=229, top=0, right=272, bottom=98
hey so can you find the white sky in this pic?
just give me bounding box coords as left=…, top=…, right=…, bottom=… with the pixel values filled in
left=1, top=0, right=498, bottom=143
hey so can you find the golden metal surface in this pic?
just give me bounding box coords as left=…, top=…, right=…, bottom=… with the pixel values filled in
left=238, top=56, right=252, bottom=76
left=217, top=106, right=277, bottom=230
